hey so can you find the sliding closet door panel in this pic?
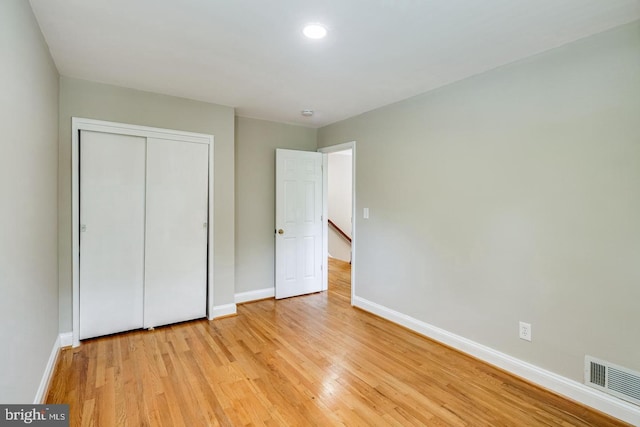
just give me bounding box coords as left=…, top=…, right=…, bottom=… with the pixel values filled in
left=79, top=131, right=146, bottom=339
left=144, top=138, right=209, bottom=328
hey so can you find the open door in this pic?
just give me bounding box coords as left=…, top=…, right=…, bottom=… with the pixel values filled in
left=275, top=149, right=323, bottom=299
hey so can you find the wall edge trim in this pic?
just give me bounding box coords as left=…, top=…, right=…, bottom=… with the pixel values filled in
left=34, top=335, right=61, bottom=404
left=353, top=296, right=640, bottom=426
left=235, top=288, right=275, bottom=304
left=211, top=303, right=237, bottom=319
left=59, top=332, right=73, bottom=348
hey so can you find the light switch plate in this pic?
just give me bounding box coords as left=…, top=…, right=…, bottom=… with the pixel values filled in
left=363, top=208, right=369, bottom=219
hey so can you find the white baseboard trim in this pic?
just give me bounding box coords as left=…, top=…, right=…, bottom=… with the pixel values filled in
left=59, top=332, right=73, bottom=348
left=235, top=287, right=275, bottom=304
left=210, top=303, right=237, bottom=319
left=34, top=335, right=61, bottom=404
left=353, top=296, right=640, bottom=426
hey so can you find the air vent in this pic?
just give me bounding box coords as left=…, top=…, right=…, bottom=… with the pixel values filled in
left=585, top=356, right=640, bottom=406
left=590, top=361, right=606, bottom=387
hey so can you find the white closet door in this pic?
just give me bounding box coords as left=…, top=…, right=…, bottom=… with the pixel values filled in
left=79, top=131, right=146, bottom=339
left=144, top=138, right=209, bottom=328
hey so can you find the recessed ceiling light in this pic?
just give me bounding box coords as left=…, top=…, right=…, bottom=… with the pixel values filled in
left=303, top=24, right=327, bottom=39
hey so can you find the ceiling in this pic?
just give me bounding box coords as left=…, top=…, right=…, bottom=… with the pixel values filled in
left=29, top=0, right=640, bottom=128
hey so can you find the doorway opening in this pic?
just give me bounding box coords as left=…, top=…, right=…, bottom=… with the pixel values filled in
left=319, top=142, right=356, bottom=304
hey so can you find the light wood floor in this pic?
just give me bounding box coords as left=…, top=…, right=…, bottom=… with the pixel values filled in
left=47, top=258, right=630, bottom=426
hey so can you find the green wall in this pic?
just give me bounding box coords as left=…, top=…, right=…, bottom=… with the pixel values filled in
left=58, top=77, right=236, bottom=331
left=318, top=21, right=640, bottom=382
left=0, top=0, right=60, bottom=402
left=235, top=117, right=317, bottom=294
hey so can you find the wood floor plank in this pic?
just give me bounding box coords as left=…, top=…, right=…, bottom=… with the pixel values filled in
left=47, top=258, right=631, bottom=426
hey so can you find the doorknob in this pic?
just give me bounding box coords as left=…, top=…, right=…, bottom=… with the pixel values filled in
left=278, top=229, right=284, bottom=235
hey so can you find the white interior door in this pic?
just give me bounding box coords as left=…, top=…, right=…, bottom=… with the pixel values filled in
left=275, top=149, right=323, bottom=299
left=79, top=130, right=146, bottom=339
left=144, top=138, right=209, bottom=328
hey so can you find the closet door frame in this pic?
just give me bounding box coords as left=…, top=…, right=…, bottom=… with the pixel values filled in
left=71, top=117, right=215, bottom=347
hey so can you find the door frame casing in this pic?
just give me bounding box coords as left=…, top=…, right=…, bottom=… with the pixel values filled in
left=318, top=141, right=356, bottom=304
left=71, top=117, right=214, bottom=347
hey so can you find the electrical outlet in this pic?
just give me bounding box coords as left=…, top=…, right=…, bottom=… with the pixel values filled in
left=519, top=321, right=532, bottom=342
